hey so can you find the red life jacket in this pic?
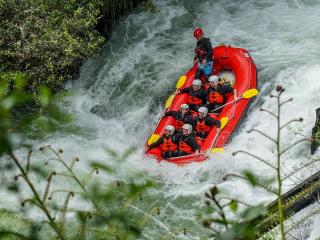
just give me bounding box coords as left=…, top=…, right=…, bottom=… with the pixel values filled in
left=175, top=119, right=184, bottom=130
left=196, top=47, right=207, bottom=60
left=208, top=91, right=224, bottom=104
left=161, top=137, right=177, bottom=152
left=189, top=95, right=202, bottom=105
left=196, top=119, right=211, bottom=133
left=179, top=140, right=193, bottom=154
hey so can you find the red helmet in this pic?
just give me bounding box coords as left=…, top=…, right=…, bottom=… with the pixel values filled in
left=193, top=28, right=204, bottom=38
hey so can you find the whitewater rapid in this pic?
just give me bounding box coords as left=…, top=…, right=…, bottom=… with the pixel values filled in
left=3, top=0, right=320, bottom=239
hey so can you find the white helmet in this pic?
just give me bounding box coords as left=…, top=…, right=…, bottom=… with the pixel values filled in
left=180, top=103, right=189, bottom=111
left=198, top=106, right=208, bottom=117
left=192, top=79, right=202, bottom=87
left=208, top=75, right=219, bottom=85
left=165, top=125, right=175, bottom=135
left=182, top=124, right=193, bottom=134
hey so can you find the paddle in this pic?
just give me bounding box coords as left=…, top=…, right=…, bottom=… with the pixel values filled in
left=211, top=88, right=259, bottom=112
left=210, top=116, right=228, bottom=153
left=147, top=75, right=187, bottom=148
left=147, top=134, right=160, bottom=146
left=165, top=75, right=187, bottom=109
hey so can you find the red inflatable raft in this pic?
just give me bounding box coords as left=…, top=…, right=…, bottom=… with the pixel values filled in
left=146, top=45, right=258, bottom=165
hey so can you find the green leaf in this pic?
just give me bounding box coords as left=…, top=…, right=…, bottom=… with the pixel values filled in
left=229, top=200, right=238, bottom=212
left=243, top=171, right=257, bottom=186
left=39, top=87, right=51, bottom=107
left=0, top=135, right=11, bottom=156
left=90, top=162, right=113, bottom=173
left=210, top=186, right=219, bottom=197
left=13, top=73, right=29, bottom=90
left=7, top=182, right=19, bottom=192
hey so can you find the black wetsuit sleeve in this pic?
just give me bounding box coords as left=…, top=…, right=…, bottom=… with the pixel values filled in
left=149, top=137, right=164, bottom=149
left=220, top=85, right=234, bottom=94
left=213, top=118, right=221, bottom=128
left=189, top=117, right=197, bottom=131
left=188, top=137, right=200, bottom=151
left=180, top=87, right=190, bottom=94
left=165, top=111, right=179, bottom=118
left=204, top=39, right=213, bottom=61
left=173, top=133, right=181, bottom=144
left=206, top=117, right=221, bottom=128
left=164, top=111, right=174, bottom=117
left=201, top=88, right=208, bottom=103
left=185, top=114, right=193, bottom=124
left=194, top=46, right=197, bottom=60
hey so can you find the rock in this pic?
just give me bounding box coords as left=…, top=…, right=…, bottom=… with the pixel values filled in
left=311, top=107, right=320, bottom=154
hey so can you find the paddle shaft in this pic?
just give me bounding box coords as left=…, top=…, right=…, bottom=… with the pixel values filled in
left=209, top=128, right=221, bottom=150
left=211, top=88, right=259, bottom=112
left=212, top=96, right=242, bottom=112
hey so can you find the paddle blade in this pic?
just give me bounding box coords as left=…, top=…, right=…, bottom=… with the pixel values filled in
left=211, top=147, right=224, bottom=153
left=147, top=134, right=160, bottom=145
left=220, top=117, right=228, bottom=129
left=165, top=94, right=175, bottom=109
left=176, top=75, right=186, bottom=89
left=242, top=88, right=259, bottom=99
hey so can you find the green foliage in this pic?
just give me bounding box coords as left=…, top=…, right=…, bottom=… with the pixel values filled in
left=201, top=183, right=269, bottom=240
left=104, top=0, right=135, bottom=20
left=200, top=86, right=317, bottom=239
left=0, top=0, right=105, bottom=92
left=0, top=54, right=159, bottom=240
left=0, top=145, right=156, bottom=240
left=142, top=0, right=160, bottom=13
left=0, top=209, right=35, bottom=240
left=0, top=73, right=31, bottom=155
left=243, top=171, right=258, bottom=186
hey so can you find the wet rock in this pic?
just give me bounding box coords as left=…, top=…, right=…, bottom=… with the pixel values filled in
left=311, top=107, right=320, bottom=154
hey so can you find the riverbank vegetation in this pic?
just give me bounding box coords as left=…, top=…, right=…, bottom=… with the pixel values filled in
left=0, top=0, right=157, bottom=94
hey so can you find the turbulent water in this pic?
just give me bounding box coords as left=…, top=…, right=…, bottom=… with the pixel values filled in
left=3, top=0, right=320, bottom=239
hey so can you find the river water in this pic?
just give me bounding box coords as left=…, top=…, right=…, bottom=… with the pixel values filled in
left=4, top=0, right=320, bottom=239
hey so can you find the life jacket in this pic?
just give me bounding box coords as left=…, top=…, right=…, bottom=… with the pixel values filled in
left=196, top=119, right=211, bottom=133
left=208, top=90, right=224, bottom=104
left=188, top=89, right=203, bottom=105
left=161, top=137, right=177, bottom=152
left=196, top=47, right=207, bottom=60
left=179, top=137, right=193, bottom=154
left=175, top=119, right=185, bottom=130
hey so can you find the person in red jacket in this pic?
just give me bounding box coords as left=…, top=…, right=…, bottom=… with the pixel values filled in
left=164, top=103, right=193, bottom=132
left=192, top=106, right=221, bottom=139
left=148, top=125, right=179, bottom=159
left=193, top=28, right=214, bottom=81
left=178, top=79, right=207, bottom=112
left=206, top=75, right=234, bottom=113
left=176, top=124, right=200, bottom=157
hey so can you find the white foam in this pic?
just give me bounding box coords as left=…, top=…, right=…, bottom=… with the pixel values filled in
left=2, top=0, right=320, bottom=238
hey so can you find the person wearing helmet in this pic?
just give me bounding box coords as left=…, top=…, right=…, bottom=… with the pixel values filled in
left=191, top=106, right=221, bottom=139
left=148, top=125, right=179, bottom=159
left=178, top=79, right=207, bottom=111
left=164, top=103, right=193, bottom=132
left=176, top=124, right=200, bottom=157
left=207, top=75, right=234, bottom=113
left=193, top=28, right=213, bottom=81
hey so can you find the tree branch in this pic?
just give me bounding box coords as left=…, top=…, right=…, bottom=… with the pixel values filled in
left=233, top=151, right=277, bottom=169
left=280, top=138, right=310, bottom=156
left=280, top=118, right=303, bottom=130
left=260, top=108, right=278, bottom=118
left=247, top=129, right=277, bottom=144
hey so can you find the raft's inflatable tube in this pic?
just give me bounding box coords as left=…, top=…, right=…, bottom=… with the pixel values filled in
left=146, top=45, right=257, bottom=165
